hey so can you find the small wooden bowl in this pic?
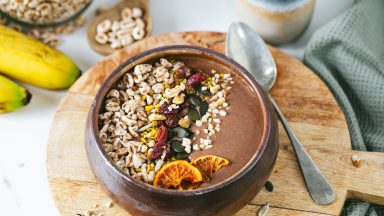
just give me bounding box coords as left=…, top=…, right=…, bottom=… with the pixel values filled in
left=85, top=45, right=279, bottom=215
left=87, top=0, right=152, bottom=55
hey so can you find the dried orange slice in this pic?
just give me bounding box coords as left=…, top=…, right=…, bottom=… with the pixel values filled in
left=153, top=160, right=203, bottom=189
left=190, top=155, right=229, bottom=182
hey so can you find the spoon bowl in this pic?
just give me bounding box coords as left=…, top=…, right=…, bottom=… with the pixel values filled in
left=226, top=22, right=276, bottom=91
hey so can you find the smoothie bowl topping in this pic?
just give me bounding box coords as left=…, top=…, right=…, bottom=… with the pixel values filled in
left=98, top=58, right=234, bottom=189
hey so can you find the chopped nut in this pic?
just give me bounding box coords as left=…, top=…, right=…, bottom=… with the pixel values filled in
left=199, top=143, right=206, bottom=149
left=219, top=110, right=227, bottom=116
left=185, top=145, right=192, bottom=153
left=182, top=138, right=192, bottom=149
left=216, top=97, right=225, bottom=106
left=193, top=144, right=200, bottom=151
left=148, top=114, right=166, bottom=121
left=351, top=155, right=361, bottom=167
left=208, top=123, right=214, bottom=130
left=213, top=118, right=221, bottom=124
left=172, top=94, right=185, bottom=104
left=105, top=201, right=113, bottom=208
left=201, top=139, right=212, bottom=146
left=178, top=118, right=191, bottom=128
left=196, top=120, right=203, bottom=127
left=205, top=145, right=213, bottom=149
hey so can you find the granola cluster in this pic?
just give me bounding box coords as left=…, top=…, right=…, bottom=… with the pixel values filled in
left=98, top=58, right=234, bottom=184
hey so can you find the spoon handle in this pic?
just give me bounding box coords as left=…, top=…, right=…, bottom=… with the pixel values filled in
left=268, top=94, right=335, bottom=205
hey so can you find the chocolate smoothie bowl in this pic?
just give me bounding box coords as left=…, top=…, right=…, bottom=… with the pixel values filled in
left=85, top=45, right=279, bottom=215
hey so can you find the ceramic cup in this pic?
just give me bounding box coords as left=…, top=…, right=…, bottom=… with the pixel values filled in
left=234, top=0, right=316, bottom=45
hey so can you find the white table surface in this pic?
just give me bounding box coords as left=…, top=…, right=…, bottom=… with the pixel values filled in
left=0, top=0, right=353, bottom=215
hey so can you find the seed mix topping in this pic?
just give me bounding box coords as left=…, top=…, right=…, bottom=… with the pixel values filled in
left=98, top=58, right=234, bottom=185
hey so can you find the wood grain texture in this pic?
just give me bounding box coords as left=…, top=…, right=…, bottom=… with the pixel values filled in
left=87, top=0, right=152, bottom=55
left=47, top=32, right=384, bottom=216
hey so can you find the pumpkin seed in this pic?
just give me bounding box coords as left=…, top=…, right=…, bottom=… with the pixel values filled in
left=171, top=140, right=185, bottom=153
left=188, top=107, right=200, bottom=121
left=171, top=127, right=191, bottom=138
left=188, top=94, right=202, bottom=107
left=195, top=85, right=212, bottom=96
left=264, top=181, right=273, bottom=192
left=199, top=101, right=208, bottom=116
left=175, top=152, right=190, bottom=160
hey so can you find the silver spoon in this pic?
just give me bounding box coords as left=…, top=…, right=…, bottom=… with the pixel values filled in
left=226, top=22, right=335, bottom=205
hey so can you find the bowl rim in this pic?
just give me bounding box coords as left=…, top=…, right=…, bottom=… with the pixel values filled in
left=89, top=45, right=273, bottom=196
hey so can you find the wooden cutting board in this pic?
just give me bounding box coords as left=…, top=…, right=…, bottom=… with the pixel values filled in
left=46, top=32, right=384, bottom=216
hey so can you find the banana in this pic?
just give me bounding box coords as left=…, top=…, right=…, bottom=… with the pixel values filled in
left=0, top=25, right=81, bottom=89
left=0, top=74, right=31, bottom=113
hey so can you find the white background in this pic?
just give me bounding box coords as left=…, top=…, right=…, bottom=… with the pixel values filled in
left=0, top=0, right=353, bottom=215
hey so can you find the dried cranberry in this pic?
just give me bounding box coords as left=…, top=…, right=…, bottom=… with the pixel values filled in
left=158, top=103, right=179, bottom=115
left=164, top=113, right=180, bottom=128
left=177, top=66, right=191, bottom=78
left=187, top=72, right=207, bottom=87
left=157, top=120, right=165, bottom=127
left=149, top=143, right=170, bottom=161
left=149, top=126, right=170, bottom=160
left=158, top=103, right=169, bottom=114
left=156, top=125, right=169, bottom=143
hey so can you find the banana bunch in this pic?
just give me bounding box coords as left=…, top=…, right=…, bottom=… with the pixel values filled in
left=0, top=25, right=81, bottom=113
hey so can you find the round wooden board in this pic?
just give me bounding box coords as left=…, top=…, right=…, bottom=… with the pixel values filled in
left=47, top=32, right=384, bottom=216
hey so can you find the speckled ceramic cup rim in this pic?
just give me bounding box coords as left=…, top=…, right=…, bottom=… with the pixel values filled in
left=89, top=45, right=273, bottom=196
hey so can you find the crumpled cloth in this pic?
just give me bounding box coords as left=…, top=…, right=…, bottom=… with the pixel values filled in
left=303, top=0, right=384, bottom=215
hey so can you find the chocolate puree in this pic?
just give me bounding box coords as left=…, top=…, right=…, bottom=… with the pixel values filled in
left=190, top=70, right=264, bottom=188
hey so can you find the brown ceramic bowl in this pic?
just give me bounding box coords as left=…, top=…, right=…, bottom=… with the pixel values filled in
left=85, top=45, right=279, bottom=216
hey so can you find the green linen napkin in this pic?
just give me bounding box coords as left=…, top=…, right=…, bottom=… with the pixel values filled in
left=303, top=0, right=384, bottom=215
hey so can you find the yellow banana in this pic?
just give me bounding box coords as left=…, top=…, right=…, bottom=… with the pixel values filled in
left=0, top=74, right=31, bottom=113
left=0, top=25, right=81, bottom=89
